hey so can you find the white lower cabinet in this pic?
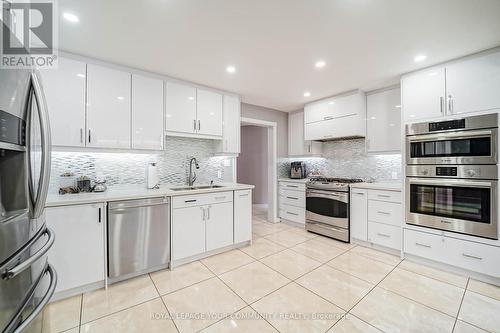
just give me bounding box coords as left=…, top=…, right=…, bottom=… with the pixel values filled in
left=206, top=202, right=234, bottom=251
left=171, top=206, right=206, bottom=261
left=350, top=189, right=368, bottom=241
left=46, top=204, right=105, bottom=293
left=234, top=190, right=252, bottom=243
left=368, top=221, right=401, bottom=250
left=279, top=181, right=306, bottom=224
left=404, top=229, right=500, bottom=278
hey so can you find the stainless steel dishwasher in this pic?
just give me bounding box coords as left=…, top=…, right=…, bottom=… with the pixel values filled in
left=108, top=197, right=170, bottom=282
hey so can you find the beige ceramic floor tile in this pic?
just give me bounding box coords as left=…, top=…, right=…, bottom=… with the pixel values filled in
left=252, top=283, right=345, bottom=333
left=220, top=261, right=290, bottom=303
left=327, top=252, right=394, bottom=284
left=297, top=265, right=373, bottom=311
left=239, top=238, right=286, bottom=259
left=458, top=291, right=500, bottom=333
left=399, top=260, right=468, bottom=288
left=200, top=306, right=278, bottom=333
left=260, top=249, right=322, bottom=279
left=379, top=268, right=465, bottom=316
left=42, top=295, right=81, bottom=333
left=453, top=320, right=489, bottom=333
left=349, top=246, right=401, bottom=266
left=150, top=261, right=214, bottom=295
left=467, top=279, right=500, bottom=301
left=314, top=236, right=357, bottom=250
left=162, top=277, right=246, bottom=333
left=264, top=230, right=311, bottom=247
left=80, top=298, right=177, bottom=333
left=288, top=227, right=318, bottom=239
left=81, top=275, right=159, bottom=323
left=62, top=328, right=79, bottom=333
left=253, top=223, right=278, bottom=237
left=290, top=238, right=346, bottom=263
left=200, top=250, right=254, bottom=275
left=252, top=233, right=262, bottom=240
left=327, top=315, right=382, bottom=333
left=351, top=287, right=455, bottom=333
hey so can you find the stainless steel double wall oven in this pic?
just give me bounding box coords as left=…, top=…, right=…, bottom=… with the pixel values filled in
left=405, top=113, right=498, bottom=239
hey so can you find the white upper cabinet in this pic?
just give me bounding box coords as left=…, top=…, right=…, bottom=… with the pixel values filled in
left=366, top=87, right=401, bottom=153
left=87, top=64, right=131, bottom=149
left=446, top=51, right=500, bottom=115
left=288, top=111, right=322, bottom=156
left=196, top=89, right=223, bottom=137
left=304, top=91, right=366, bottom=141
left=39, top=57, right=86, bottom=147
left=131, top=75, right=164, bottom=150
left=401, top=67, right=446, bottom=122
left=216, top=94, right=241, bottom=154
left=165, top=81, right=197, bottom=135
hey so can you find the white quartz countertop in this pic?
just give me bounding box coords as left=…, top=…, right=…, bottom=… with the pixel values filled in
left=350, top=181, right=402, bottom=191
left=278, top=178, right=309, bottom=184
left=46, top=183, right=255, bottom=207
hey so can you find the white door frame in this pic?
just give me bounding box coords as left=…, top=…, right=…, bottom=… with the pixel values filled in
left=239, top=117, right=279, bottom=223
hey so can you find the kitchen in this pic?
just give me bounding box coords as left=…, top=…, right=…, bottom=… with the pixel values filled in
left=1, top=1, right=500, bottom=333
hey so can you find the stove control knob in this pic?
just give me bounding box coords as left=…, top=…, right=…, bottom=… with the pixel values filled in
left=467, top=169, right=477, bottom=177
left=421, top=169, right=429, bottom=175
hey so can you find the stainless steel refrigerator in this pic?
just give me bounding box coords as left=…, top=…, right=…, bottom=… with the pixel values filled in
left=0, top=68, right=56, bottom=332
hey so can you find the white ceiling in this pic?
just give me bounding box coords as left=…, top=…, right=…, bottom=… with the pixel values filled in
left=58, top=0, right=500, bottom=112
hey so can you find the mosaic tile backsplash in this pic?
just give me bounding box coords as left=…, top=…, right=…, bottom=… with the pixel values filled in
left=278, top=138, right=402, bottom=181
left=49, top=137, right=234, bottom=193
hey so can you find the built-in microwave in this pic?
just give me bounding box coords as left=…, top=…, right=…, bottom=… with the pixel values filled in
left=406, top=113, right=498, bottom=165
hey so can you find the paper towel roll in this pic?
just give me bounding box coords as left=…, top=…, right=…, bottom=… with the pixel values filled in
left=147, top=163, right=159, bottom=189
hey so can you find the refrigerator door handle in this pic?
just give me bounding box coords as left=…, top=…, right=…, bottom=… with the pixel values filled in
left=29, top=72, right=52, bottom=219
left=0, top=227, right=55, bottom=280
left=7, top=264, right=57, bottom=333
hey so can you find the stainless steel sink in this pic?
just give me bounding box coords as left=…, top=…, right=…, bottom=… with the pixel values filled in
left=170, top=185, right=225, bottom=191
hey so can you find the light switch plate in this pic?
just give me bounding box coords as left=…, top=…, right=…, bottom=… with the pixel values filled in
left=217, top=170, right=222, bottom=179
left=391, top=171, right=398, bottom=179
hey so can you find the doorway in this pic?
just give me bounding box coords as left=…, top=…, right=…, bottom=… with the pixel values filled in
left=237, top=117, right=278, bottom=223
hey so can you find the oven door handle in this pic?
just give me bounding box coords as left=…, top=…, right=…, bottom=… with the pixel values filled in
left=407, top=129, right=495, bottom=142
left=306, top=190, right=348, bottom=203
left=407, top=178, right=494, bottom=188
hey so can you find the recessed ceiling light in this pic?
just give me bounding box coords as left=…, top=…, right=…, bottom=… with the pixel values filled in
left=63, top=12, right=79, bottom=23
left=370, top=116, right=377, bottom=120
left=329, top=101, right=334, bottom=105
left=187, top=96, right=194, bottom=101
left=414, top=54, right=427, bottom=63
left=395, top=105, right=401, bottom=108
left=303, top=92, right=311, bottom=97
left=76, top=73, right=85, bottom=78
left=315, top=60, right=326, bottom=68
left=117, top=96, right=124, bottom=100
left=226, top=65, right=236, bottom=73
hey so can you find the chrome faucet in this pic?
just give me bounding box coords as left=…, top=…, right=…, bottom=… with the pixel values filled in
left=188, top=157, right=199, bottom=186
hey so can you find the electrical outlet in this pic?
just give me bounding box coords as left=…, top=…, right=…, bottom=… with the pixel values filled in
left=391, top=171, right=398, bottom=180
left=217, top=170, right=222, bottom=179
left=223, top=159, right=231, bottom=167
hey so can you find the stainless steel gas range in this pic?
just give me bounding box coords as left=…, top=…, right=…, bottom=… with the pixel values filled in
left=305, top=177, right=363, bottom=242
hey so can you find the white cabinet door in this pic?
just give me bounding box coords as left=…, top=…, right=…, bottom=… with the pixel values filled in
left=197, top=89, right=223, bottom=137
left=366, top=87, right=401, bottom=153
left=131, top=75, right=164, bottom=150
left=206, top=202, right=234, bottom=251
left=402, top=67, right=446, bottom=122
left=304, top=92, right=364, bottom=124
left=172, top=206, right=206, bottom=260
left=350, top=189, right=368, bottom=241
left=87, top=64, right=131, bottom=149
left=234, top=190, right=252, bottom=243
left=165, top=81, right=197, bottom=135
left=46, top=204, right=105, bottom=293
left=39, top=57, right=86, bottom=147
left=217, top=94, right=241, bottom=153
left=446, top=51, right=500, bottom=115
left=288, top=111, right=322, bottom=156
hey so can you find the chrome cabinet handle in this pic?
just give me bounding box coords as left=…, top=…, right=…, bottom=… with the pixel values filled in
left=287, top=211, right=299, bottom=216
left=193, top=119, right=197, bottom=132
left=207, top=206, right=211, bottom=220
left=80, top=128, right=84, bottom=143
left=201, top=206, right=206, bottom=220
left=239, top=193, right=249, bottom=197
left=1, top=227, right=55, bottom=280
left=354, top=192, right=365, bottom=196
left=185, top=199, right=197, bottom=203
left=377, top=211, right=391, bottom=215
left=286, top=185, right=299, bottom=188
left=198, top=120, right=201, bottom=131
left=377, top=232, right=391, bottom=238
left=88, top=129, right=92, bottom=143
left=286, top=196, right=299, bottom=200
left=462, top=253, right=482, bottom=261
left=440, top=96, right=444, bottom=115
left=377, top=194, right=390, bottom=198
left=29, top=73, right=51, bottom=219
left=215, top=196, right=226, bottom=200
left=324, top=116, right=334, bottom=120
left=415, top=242, right=431, bottom=248
left=448, top=95, right=454, bottom=114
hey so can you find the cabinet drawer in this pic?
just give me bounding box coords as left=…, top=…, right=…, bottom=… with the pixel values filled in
left=279, top=205, right=305, bottom=224
left=172, top=191, right=233, bottom=208
left=279, top=188, right=305, bottom=208
left=446, top=237, right=500, bottom=278
left=368, top=190, right=401, bottom=203
left=279, top=182, right=306, bottom=192
left=404, top=229, right=445, bottom=262
left=368, top=200, right=402, bottom=226
left=368, top=221, right=401, bottom=250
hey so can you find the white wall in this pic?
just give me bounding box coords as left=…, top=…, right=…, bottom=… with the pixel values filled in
left=237, top=126, right=268, bottom=204
left=241, top=103, right=288, bottom=157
